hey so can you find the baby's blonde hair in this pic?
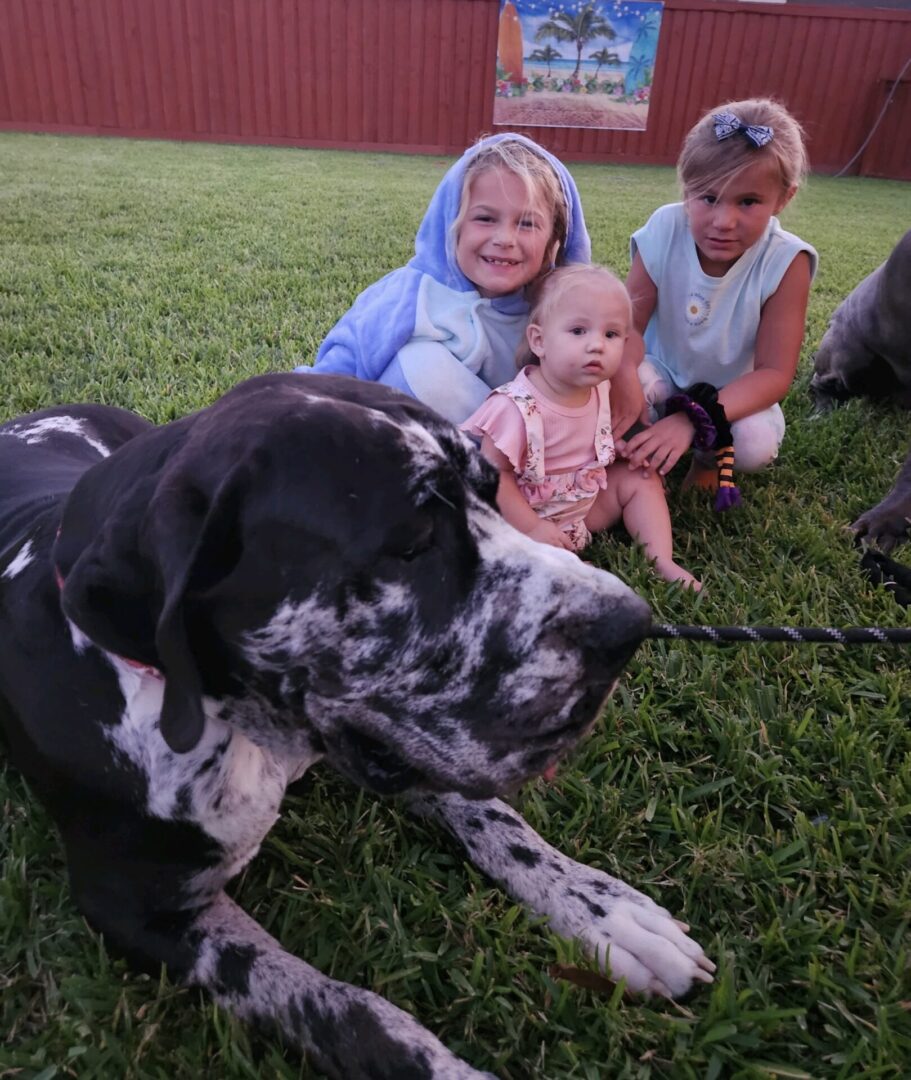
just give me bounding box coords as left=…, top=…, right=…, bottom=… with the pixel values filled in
left=518, top=263, right=631, bottom=368
left=452, top=137, right=568, bottom=275
left=677, top=97, right=809, bottom=199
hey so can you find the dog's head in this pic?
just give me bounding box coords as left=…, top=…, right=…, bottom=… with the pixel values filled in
left=55, top=374, right=650, bottom=799
left=809, top=337, right=909, bottom=413
left=809, top=322, right=885, bottom=411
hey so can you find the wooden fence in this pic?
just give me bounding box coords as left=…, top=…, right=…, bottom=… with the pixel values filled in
left=1, top=0, right=909, bottom=178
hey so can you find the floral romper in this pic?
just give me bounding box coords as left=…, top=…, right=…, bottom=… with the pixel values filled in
left=493, top=379, right=615, bottom=552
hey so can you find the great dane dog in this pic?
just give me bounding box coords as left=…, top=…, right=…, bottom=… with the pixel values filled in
left=0, top=374, right=713, bottom=1078
left=810, top=229, right=911, bottom=551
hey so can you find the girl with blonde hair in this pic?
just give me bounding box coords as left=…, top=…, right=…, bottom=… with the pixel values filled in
left=615, top=98, right=817, bottom=508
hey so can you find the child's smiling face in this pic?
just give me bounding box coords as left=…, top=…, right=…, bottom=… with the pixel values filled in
left=685, top=159, right=795, bottom=277
left=455, top=166, right=555, bottom=298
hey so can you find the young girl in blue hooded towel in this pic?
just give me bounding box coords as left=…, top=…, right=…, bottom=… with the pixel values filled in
left=302, top=133, right=592, bottom=425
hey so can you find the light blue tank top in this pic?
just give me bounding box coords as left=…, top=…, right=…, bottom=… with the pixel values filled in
left=631, top=203, right=818, bottom=390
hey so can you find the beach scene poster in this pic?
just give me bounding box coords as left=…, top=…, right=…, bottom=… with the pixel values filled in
left=494, top=1, right=663, bottom=131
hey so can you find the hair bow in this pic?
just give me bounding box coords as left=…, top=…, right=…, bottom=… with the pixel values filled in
left=712, top=112, right=773, bottom=148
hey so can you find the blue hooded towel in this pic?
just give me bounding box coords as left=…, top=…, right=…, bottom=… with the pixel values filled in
left=298, top=133, right=591, bottom=424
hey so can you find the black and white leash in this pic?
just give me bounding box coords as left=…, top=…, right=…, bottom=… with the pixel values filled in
left=648, top=624, right=911, bottom=645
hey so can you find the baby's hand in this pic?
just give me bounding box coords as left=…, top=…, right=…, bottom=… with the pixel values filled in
left=528, top=520, right=576, bottom=552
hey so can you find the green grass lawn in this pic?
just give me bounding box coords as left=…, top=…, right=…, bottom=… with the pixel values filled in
left=1, top=132, right=910, bottom=1079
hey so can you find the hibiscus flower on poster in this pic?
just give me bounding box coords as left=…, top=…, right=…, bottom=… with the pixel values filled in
left=494, top=0, right=663, bottom=131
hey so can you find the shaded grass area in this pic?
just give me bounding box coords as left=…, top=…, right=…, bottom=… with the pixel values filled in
left=1, top=132, right=910, bottom=1078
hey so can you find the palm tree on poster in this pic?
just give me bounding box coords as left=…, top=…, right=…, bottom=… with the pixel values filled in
left=534, top=3, right=616, bottom=79
left=625, top=9, right=661, bottom=93
left=634, top=9, right=662, bottom=48
left=589, top=46, right=620, bottom=78
left=624, top=53, right=651, bottom=95
left=529, top=44, right=562, bottom=77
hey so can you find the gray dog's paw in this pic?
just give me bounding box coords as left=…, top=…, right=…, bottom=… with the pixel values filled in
left=852, top=499, right=911, bottom=553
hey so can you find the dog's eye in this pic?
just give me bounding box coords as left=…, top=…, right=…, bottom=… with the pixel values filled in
left=384, top=517, right=435, bottom=562
left=398, top=530, right=434, bottom=562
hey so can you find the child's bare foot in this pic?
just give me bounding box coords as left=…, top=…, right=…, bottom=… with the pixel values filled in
left=681, top=460, right=718, bottom=493
left=654, top=557, right=702, bottom=591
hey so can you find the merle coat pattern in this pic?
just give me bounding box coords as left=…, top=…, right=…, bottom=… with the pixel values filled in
left=0, top=374, right=713, bottom=1079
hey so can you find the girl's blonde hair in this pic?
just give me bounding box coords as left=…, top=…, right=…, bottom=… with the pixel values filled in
left=452, top=137, right=568, bottom=275
left=677, top=97, right=809, bottom=198
left=518, top=263, right=631, bottom=368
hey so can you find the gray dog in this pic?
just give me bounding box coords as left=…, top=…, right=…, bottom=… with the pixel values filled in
left=810, top=229, right=911, bottom=549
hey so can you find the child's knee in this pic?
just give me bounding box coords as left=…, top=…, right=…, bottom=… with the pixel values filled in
left=732, top=407, right=785, bottom=472
left=613, top=463, right=664, bottom=502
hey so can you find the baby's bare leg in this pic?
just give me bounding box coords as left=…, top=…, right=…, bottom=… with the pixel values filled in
left=587, top=465, right=701, bottom=590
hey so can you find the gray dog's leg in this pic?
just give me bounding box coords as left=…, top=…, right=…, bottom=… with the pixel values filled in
left=187, top=893, right=494, bottom=1080
left=852, top=447, right=911, bottom=551
left=413, top=793, right=714, bottom=999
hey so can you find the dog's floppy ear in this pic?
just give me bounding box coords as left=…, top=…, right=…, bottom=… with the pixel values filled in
left=60, top=450, right=246, bottom=754
left=57, top=441, right=168, bottom=665
left=149, top=473, right=245, bottom=753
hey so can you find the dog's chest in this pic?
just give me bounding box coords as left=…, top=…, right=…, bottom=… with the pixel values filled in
left=110, top=667, right=318, bottom=875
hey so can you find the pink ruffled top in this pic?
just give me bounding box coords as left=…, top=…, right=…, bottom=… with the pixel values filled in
left=462, top=367, right=614, bottom=480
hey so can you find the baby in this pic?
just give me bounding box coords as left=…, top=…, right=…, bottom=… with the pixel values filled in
left=463, top=265, right=699, bottom=589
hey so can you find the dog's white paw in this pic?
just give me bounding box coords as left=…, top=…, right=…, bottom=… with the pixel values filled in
left=579, top=894, right=714, bottom=997
left=545, top=871, right=715, bottom=998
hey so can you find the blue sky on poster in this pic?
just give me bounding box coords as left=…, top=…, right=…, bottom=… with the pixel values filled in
left=511, top=1, right=662, bottom=66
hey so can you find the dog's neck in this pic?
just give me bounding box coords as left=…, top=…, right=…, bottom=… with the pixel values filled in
left=207, top=690, right=325, bottom=778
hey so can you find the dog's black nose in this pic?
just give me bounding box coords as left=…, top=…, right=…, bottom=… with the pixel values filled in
left=596, top=595, right=652, bottom=666
left=549, top=591, right=652, bottom=678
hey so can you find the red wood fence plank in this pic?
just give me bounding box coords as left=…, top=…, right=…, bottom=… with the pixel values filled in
left=0, top=2, right=21, bottom=121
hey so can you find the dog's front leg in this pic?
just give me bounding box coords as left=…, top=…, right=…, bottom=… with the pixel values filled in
left=186, top=892, right=494, bottom=1080
left=852, top=449, right=911, bottom=552
left=414, top=793, right=715, bottom=999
